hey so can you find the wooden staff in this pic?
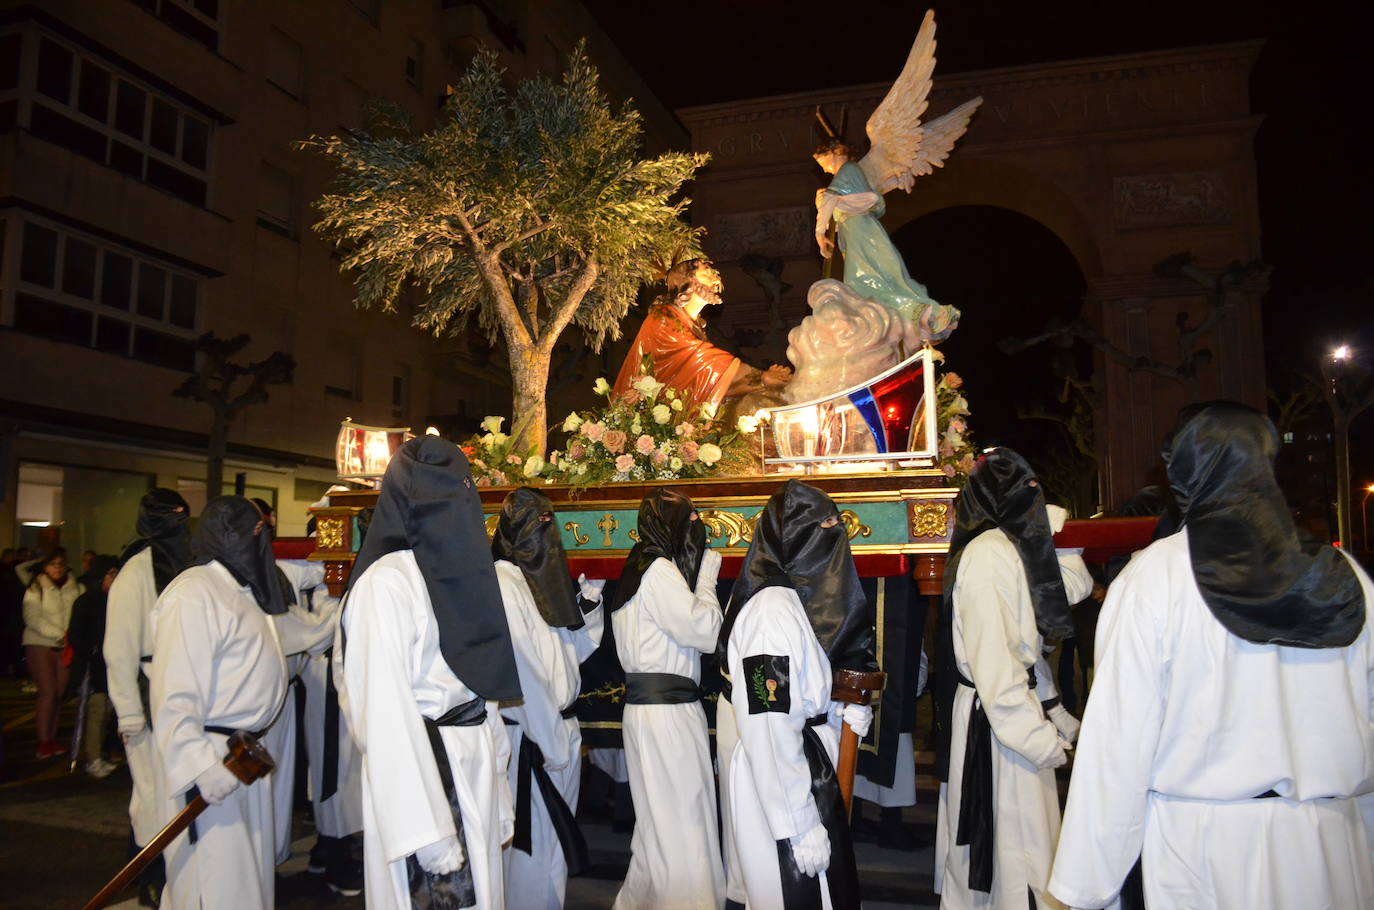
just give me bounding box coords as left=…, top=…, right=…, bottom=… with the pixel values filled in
left=80, top=732, right=275, bottom=910
left=831, top=668, right=887, bottom=816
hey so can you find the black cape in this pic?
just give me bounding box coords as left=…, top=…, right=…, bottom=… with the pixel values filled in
left=934, top=448, right=1070, bottom=782
left=119, top=488, right=192, bottom=594
left=719, top=479, right=877, bottom=674
left=1165, top=401, right=1365, bottom=648
left=346, top=436, right=521, bottom=701
left=491, top=487, right=583, bottom=629
left=607, top=487, right=707, bottom=613
left=194, top=496, right=287, bottom=615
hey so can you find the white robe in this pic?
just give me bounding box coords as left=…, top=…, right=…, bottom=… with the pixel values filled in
left=496, top=559, right=603, bottom=910
left=102, top=547, right=161, bottom=845
left=934, top=529, right=1069, bottom=910
left=339, top=550, right=513, bottom=910
left=611, top=553, right=725, bottom=910
left=725, top=586, right=844, bottom=910
left=148, top=561, right=288, bottom=910
left=299, top=587, right=365, bottom=838
left=264, top=559, right=336, bottom=863
left=1049, top=530, right=1374, bottom=909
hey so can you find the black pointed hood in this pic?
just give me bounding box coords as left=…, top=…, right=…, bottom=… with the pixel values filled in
left=194, top=496, right=287, bottom=614
left=119, top=488, right=192, bottom=593
left=720, top=480, right=876, bottom=673
left=490, top=487, right=583, bottom=629
left=608, top=487, right=707, bottom=613
left=345, top=436, right=520, bottom=701
left=1165, top=401, right=1364, bottom=648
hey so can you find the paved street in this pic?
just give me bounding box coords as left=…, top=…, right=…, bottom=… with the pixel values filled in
left=1, top=678, right=939, bottom=908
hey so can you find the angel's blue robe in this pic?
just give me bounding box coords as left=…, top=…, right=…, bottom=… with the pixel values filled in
left=827, top=161, right=959, bottom=342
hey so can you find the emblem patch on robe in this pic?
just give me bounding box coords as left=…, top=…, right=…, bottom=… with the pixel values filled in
left=744, top=654, right=790, bottom=714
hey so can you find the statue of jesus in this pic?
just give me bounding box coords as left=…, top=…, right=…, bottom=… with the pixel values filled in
left=613, top=258, right=790, bottom=409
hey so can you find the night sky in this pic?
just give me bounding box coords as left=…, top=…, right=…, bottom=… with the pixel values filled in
left=586, top=0, right=1374, bottom=511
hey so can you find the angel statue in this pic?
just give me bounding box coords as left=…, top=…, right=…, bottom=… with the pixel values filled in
left=813, top=8, right=982, bottom=345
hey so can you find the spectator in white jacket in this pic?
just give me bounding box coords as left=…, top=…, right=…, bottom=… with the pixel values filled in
left=23, top=548, right=83, bottom=758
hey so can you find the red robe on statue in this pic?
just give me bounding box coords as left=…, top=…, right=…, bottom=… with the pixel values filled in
left=613, top=304, right=742, bottom=409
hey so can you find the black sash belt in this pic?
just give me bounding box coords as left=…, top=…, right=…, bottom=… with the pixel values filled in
left=775, top=713, right=860, bottom=910
left=321, top=648, right=342, bottom=801
left=507, top=719, right=591, bottom=876
left=952, top=667, right=1036, bottom=894
left=405, top=696, right=485, bottom=910
left=559, top=704, right=579, bottom=720
left=625, top=672, right=701, bottom=705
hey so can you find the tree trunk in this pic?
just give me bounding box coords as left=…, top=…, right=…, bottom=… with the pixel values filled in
left=206, top=412, right=228, bottom=500
left=508, top=345, right=551, bottom=457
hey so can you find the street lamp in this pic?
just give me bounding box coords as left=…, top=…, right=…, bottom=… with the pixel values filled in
left=1319, top=344, right=1374, bottom=549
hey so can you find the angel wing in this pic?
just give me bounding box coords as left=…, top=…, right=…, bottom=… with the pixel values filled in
left=858, top=10, right=982, bottom=195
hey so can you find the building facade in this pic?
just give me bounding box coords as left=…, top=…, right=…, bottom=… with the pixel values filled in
left=0, top=0, right=683, bottom=549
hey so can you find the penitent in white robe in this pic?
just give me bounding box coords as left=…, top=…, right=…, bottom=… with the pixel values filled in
left=725, top=586, right=843, bottom=910
left=1049, top=530, right=1374, bottom=909
left=496, top=559, right=603, bottom=910
left=264, top=559, right=336, bottom=864
left=934, top=529, right=1071, bottom=910
left=149, top=561, right=288, bottom=910
left=299, top=586, right=364, bottom=839
left=339, top=550, right=513, bottom=910
left=102, top=547, right=162, bottom=845
left=611, top=553, right=725, bottom=910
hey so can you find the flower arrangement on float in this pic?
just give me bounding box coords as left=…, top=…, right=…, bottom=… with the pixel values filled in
left=548, top=370, right=750, bottom=486
left=936, top=371, right=976, bottom=485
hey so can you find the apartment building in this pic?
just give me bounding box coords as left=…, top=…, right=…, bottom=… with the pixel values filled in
left=0, top=0, right=684, bottom=548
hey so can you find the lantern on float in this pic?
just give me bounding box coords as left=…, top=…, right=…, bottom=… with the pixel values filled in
left=335, top=419, right=412, bottom=486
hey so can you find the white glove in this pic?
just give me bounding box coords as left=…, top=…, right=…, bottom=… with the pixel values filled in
left=194, top=761, right=240, bottom=805
left=414, top=835, right=465, bottom=875
left=841, top=702, right=873, bottom=739
left=1047, top=704, right=1081, bottom=744
left=789, top=821, right=831, bottom=877
left=577, top=574, right=606, bottom=603
left=118, top=715, right=146, bottom=739
left=696, top=548, right=722, bottom=590
left=1045, top=503, right=1068, bottom=534
left=1040, top=736, right=1073, bottom=770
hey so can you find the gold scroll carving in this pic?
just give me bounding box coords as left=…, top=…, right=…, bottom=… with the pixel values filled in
left=910, top=502, right=949, bottom=539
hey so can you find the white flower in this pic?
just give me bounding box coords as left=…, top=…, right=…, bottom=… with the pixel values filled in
left=576, top=463, right=588, bottom=475
left=480, top=415, right=504, bottom=435
left=670, top=456, right=683, bottom=471
left=632, top=375, right=664, bottom=400
left=593, top=377, right=611, bottom=395
left=523, top=455, right=545, bottom=476
left=698, top=443, right=723, bottom=466
left=736, top=415, right=760, bottom=434
left=670, top=398, right=684, bottom=412
left=652, top=404, right=672, bottom=425
left=490, top=431, right=508, bottom=448
left=630, top=420, right=642, bottom=436
left=562, top=411, right=583, bottom=433
left=479, top=433, right=494, bottom=447
left=700, top=401, right=719, bottom=421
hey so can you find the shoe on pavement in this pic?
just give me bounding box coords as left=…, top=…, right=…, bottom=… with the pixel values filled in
left=326, top=834, right=364, bottom=897
left=307, top=834, right=336, bottom=874
left=86, top=757, right=117, bottom=778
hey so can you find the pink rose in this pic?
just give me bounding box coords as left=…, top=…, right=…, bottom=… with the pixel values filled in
left=938, top=441, right=954, bottom=458
left=635, top=434, right=655, bottom=455
left=618, top=389, right=642, bottom=406
left=492, top=470, right=508, bottom=484
left=603, top=429, right=628, bottom=454
left=958, top=453, right=976, bottom=472
left=583, top=422, right=605, bottom=442
left=941, top=463, right=956, bottom=478
left=674, top=422, right=696, bottom=438
left=568, top=443, right=586, bottom=461
left=506, top=454, right=522, bottom=465
left=475, top=476, right=490, bottom=487
left=944, top=372, right=964, bottom=389
left=651, top=449, right=668, bottom=467
left=950, top=417, right=967, bottom=433
left=680, top=440, right=699, bottom=462
left=614, top=454, right=635, bottom=473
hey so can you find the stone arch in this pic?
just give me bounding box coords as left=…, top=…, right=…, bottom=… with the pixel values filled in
left=879, top=156, right=1103, bottom=281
